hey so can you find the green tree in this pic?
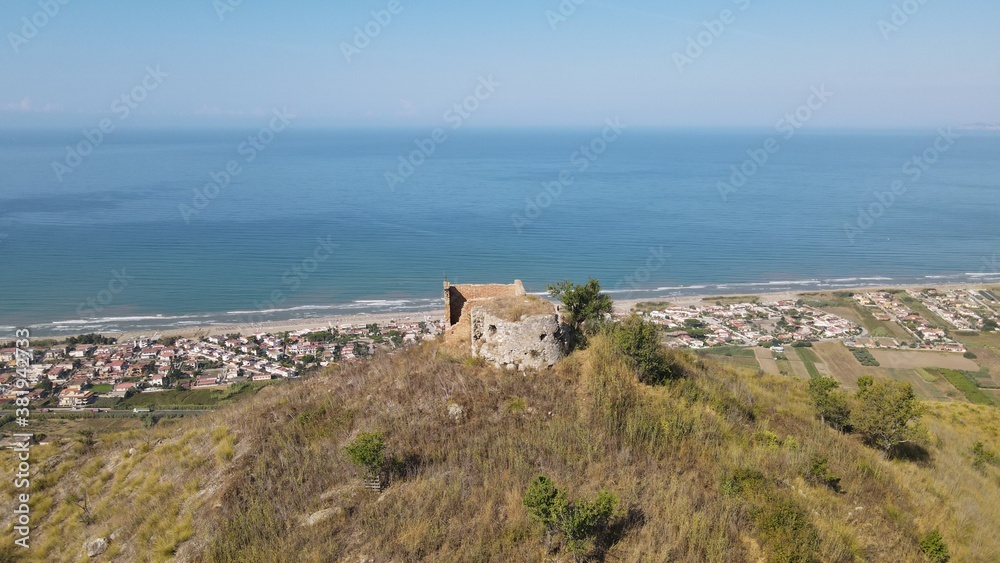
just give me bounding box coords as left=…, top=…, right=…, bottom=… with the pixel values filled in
left=852, top=376, right=924, bottom=456
left=808, top=376, right=851, bottom=431
left=344, top=431, right=386, bottom=481
left=547, top=278, right=613, bottom=338
left=606, top=315, right=678, bottom=385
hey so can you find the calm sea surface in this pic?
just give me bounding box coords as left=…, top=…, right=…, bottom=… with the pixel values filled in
left=1, top=128, right=998, bottom=335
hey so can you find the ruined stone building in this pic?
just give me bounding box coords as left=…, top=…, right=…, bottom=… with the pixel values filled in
left=443, top=280, right=567, bottom=371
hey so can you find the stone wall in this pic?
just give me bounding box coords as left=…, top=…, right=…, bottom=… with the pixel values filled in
left=470, top=304, right=567, bottom=371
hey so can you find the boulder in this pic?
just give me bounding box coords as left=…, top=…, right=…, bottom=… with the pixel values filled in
left=85, top=537, right=108, bottom=557
left=303, top=507, right=342, bottom=527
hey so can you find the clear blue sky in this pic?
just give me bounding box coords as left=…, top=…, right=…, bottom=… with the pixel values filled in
left=2, top=0, right=998, bottom=128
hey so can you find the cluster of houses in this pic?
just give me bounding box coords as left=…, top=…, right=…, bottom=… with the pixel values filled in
left=850, top=292, right=967, bottom=352
left=908, top=288, right=999, bottom=333
left=641, top=301, right=862, bottom=349
left=0, top=318, right=443, bottom=408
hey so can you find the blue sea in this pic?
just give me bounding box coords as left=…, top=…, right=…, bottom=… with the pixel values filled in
left=1, top=128, right=998, bottom=336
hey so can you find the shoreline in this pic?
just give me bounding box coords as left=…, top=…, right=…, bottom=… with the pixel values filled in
left=14, top=280, right=998, bottom=342
left=613, top=280, right=1000, bottom=313
left=107, top=310, right=447, bottom=342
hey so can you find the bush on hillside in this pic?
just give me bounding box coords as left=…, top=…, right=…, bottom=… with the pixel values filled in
left=806, top=455, right=841, bottom=492
left=919, top=530, right=950, bottom=563
left=524, top=476, right=619, bottom=558
left=605, top=315, right=680, bottom=385
left=344, top=431, right=386, bottom=480
left=852, top=376, right=924, bottom=457
left=972, top=441, right=1000, bottom=473
left=808, top=376, right=851, bottom=431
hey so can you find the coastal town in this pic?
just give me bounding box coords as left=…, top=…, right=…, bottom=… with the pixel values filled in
left=638, top=287, right=1000, bottom=354
left=3, top=286, right=999, bottom=413
left=0, top=319, right=444, bottom=410
left=846, top=289, right=1000, bottom=353
left=640, top=300, right=863, bottom=349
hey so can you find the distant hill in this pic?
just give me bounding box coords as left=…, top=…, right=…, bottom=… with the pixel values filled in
left=2, top=336, right=999, bottom=561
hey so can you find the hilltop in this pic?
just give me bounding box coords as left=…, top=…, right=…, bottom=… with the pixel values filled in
left=2, top=333, right=999, bottom=561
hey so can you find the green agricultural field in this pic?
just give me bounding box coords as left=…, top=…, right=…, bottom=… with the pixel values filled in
left=954, top=331, right=1000, bottom=349
left=794, top=347, right=822, bottom=378
left=884, top=368, right=954, bottom=402
left=699, top=346, right=759, bottom=369
left=930, top=369, right=998, bottom=406
left=84, top=381, right=275, bottom=411
left=709, top=355, right=760, bottom=370
left=701, top=346, right=756, bottom=358
left=849, top=348, right=881, bottom=367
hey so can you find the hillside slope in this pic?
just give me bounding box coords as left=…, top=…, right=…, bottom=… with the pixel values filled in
left=2, top=337, right=999, bottom=562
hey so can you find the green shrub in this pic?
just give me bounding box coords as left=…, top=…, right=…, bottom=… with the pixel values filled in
left=918, top=530, right=950, bottom=563
left=523, top=476, right=560, bottom=533
left=605, top=315, right=680, bottom=385
left=755, top=498, right=820, bottom=563
left=972, top=441, right=1000, bottom=472
left=722, top=469, right=819, bottom=561
left=561, top=489, right=618, bottom=556
left=344, top=431, right=385, bottom=479
left=963, top=351, right=977, bottom=360
left=806, top=455, right=841, bottom=492
left=523, top=476, right=619, bottom=558
left=721, top=468, right=765, bottom=497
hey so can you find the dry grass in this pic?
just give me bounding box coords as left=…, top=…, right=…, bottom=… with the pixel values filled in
left=0, top=337, right=998, bottom=561
left=474, top=295, right=556, bottom=322
left=870, top=350, right=980, bottom=371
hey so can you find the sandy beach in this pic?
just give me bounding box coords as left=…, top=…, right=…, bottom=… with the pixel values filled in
left=95, top=280, right=1000, bottom=342
left=610, top=281, right=998, bottom=314
left=109, top=310, right=447, bottom=342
